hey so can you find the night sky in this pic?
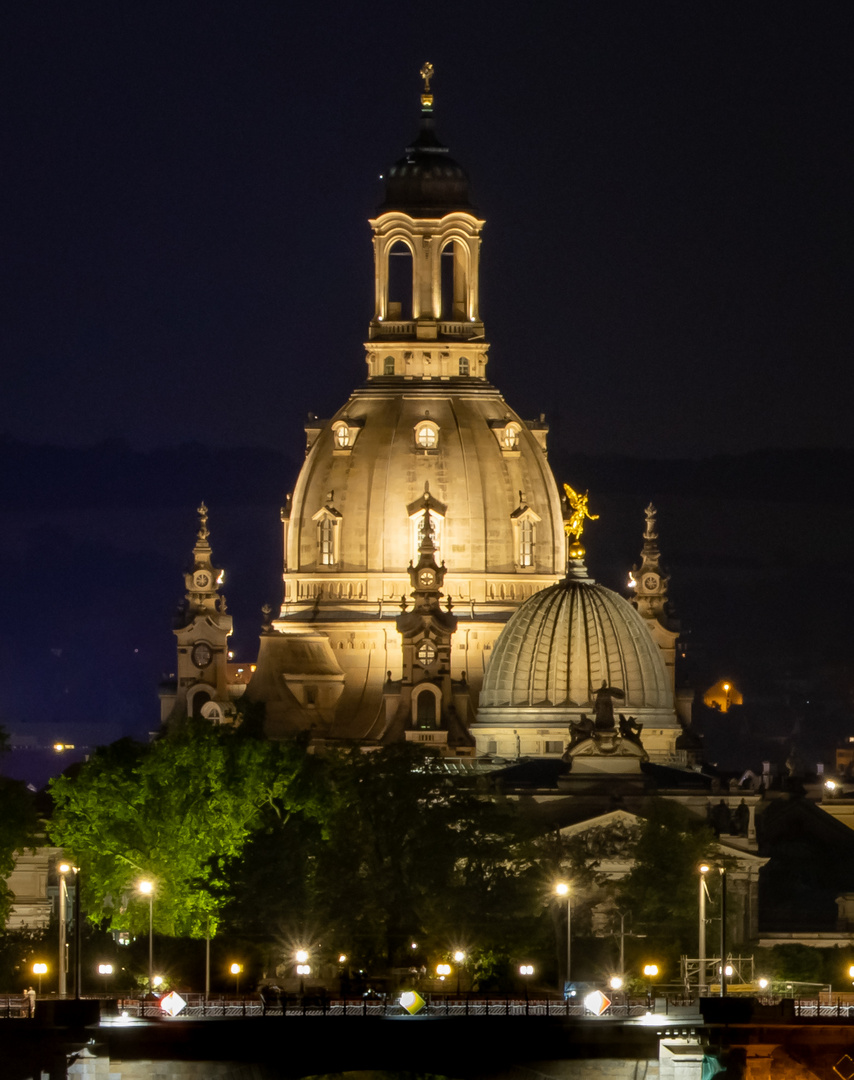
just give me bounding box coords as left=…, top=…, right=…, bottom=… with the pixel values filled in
left=2, top=3, right=854, bottom=784
left=3, top=1, right=852, bottom=460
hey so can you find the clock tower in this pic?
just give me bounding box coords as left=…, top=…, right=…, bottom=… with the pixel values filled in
left=377, top=507, right=473, bottom=752
left=628, top=503, right=680, bottom=697
left=160, top=503, right=236, bottom=726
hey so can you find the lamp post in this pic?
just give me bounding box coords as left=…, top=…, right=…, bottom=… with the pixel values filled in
left=556, top=881, right=571, bottom=994
left=519, top=964, right=534, bottom=1005
left=295, top=949, right=310, bottom=996
left=698, top=863, right=710, bottom=995
left=32, top=963, right=47, bottom=995
left=230, top=963, right=242, bottom=997
left=453, top=950, right=465, bottom=996
left=718, top=866, right=727, bottom=998
left=138, top=880, right=154, bottom=995
left=639, top=967, right=660, bottom=1006
left=57, top=862, right=71, bottom=997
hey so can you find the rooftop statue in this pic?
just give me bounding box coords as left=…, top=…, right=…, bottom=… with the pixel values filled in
left=563, top=482, right=599, bottom=541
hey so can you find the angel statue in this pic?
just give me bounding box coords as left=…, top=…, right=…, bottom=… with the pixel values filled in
left=563, top=482, right=599, bottom=541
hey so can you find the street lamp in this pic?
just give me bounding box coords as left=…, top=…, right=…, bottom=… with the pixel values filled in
left=519, top=964, right=534, bottom=1004
left=436, top=963, right=451, bottom=983
left=57, top=862, right=71, bottom=997
left=643, top=963, right=659, bottom=1006
left=230, top=963, right=242, bottom=996
left=295, top=949, right=310, bottom=996
left=32, top=963, right=47, bottom=995
left=698, top=863, right=710, bottom=994
left=453, top=950, right=465, bottom=995
left=556, top=881, right=571, bottom=993
left=138, top=880, right=155, bottom=995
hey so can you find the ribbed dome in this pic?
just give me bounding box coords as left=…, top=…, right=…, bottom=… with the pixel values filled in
left=480, top=566, right=673, bottom=711
left=379, top=113, right=473, bottom=215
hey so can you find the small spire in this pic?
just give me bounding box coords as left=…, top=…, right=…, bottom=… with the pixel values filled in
left=197, top=502, right=210, bottom=542
left=644, top=503, right=658, bottom=541
left=420, top=61, right=434, bottom=110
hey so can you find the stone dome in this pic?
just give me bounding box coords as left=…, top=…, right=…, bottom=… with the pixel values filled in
left=379, top=113, right=473, bottom=216
left=479, top=562, right=674, bottom=712
left=286, top=380, right=565, bottom=585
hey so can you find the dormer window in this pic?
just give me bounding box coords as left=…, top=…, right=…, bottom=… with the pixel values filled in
left=333, top=423, right=350, bottom=449
left=511, top=504, right=541, bottom=571
left=459, top=357, right=470, bottom=376
left=312, top=504, right=342, bottom=567
left=503, top=423, right=520, bottom=450
left=415, top=420, right=439, bottom=449
left=384, top=356, right=395, bottom=375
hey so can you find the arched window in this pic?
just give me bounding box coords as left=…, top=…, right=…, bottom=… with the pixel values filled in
left=440, top=239, right=468, bottom=321
left=333, top=423, right=350, bottom=448
left=415, top=687, right=440, bottom=730
left=384, top=356, right=395, bottom=375
left=415, top=420, right=439, bottom=449
left=458, top=356, right=470, bottom=376
left=387, top=240, right=413, bottom=319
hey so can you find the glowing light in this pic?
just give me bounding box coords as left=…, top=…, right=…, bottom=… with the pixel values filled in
left=453, top=950, right=465, bottom=963
left=230, top=963, right=241, bottom=975
left=138, top=880, right=154, bottom=895
left=609, top=976, right=623, bottom=990
left=758, top=977, right=769, bottom=989
left=98, top=964, right=113, bottom=975
left=584, top=990, right=612, bottom=1015
left=555, top=882, right=569, bottom=897
left=643, top=965, right=659, bottom=977
left=295, top=949, right=309, bottom=963
left=160, top=991, right=186, bottom=1017
left=436, top=964, right=451, bottom=976
left=826, top=780, right=838, bottom=791
left=519, top=964, right=534, bottom=975
left=152, top=974, right=164, bottom=987
left=296, top=964, right=311, bottom=975
left=400, top=990, right=426, bottom=1014
left=338, top=954, right=348, bottom=964
left=59, top=863, right=71, bottom=874
left=32, top=963, right=47, bottom=975
left=699, top=863, right=711, bottom=873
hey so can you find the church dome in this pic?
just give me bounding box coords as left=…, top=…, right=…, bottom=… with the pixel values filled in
left=379, top=113, right=473, bottom=215
left=479, top=563, right=674, bottom=711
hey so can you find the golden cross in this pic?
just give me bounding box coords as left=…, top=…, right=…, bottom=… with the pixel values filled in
left=420, top=62, right=434, bottom=93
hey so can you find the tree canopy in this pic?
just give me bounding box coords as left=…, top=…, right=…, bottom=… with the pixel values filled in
left=48, top=722, right=325, bottom=938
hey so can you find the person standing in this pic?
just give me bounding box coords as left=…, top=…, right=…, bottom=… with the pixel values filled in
left=24, top=986, right=36, bottom=1017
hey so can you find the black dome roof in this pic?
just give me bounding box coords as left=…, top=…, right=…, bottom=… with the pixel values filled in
left=379, top=110, right=473, bottom=216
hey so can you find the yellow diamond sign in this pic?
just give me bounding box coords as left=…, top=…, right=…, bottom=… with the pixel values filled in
left=400, top=990, right=426, bottom=1015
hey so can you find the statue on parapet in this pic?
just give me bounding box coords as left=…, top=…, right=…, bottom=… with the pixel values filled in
left=592, top=681, right=624, bottom=731
left=618, top=713, right=644, bottom=744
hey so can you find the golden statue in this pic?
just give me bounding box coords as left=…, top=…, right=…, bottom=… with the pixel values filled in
left=420, top=62, right=434, bottom=108
left=563, top=482, right=599, bottom=541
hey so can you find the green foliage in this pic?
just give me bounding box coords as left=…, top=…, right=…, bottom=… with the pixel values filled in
left=617, top=799, right=717, bottom=967
left=227, top=744, right=544, bottom=974
left=753, top=944, right=854, bottom=990
left=48, top=723, right=325, bottom=939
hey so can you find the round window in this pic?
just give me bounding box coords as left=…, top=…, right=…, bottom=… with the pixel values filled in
left=416, top=641, right=437, bottom=667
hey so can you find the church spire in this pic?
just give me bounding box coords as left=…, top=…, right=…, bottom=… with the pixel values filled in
left=183, top=502, right=226, bottom=619
left=629, top=503, right=677, bottom=631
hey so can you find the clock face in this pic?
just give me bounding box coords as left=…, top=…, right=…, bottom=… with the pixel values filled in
left=194, top=571, right=211, bottom=589
left=416, top=641, right=437, bottom=667
left=192, top=643, right=213, bottom=668
left=643, top=574, right=659, bottom=591
left=418, top=569, right=436, bottom=588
